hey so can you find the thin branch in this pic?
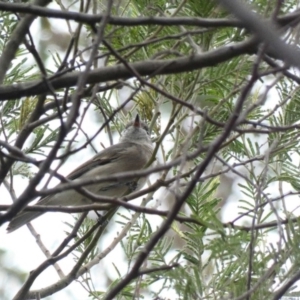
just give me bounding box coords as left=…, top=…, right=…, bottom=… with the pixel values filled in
left=0, top=2, right=298, bottom=28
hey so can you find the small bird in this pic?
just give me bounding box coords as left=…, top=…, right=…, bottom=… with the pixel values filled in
left=7, top=114, right=154, bottom=232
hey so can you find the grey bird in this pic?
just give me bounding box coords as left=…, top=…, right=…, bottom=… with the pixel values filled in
left=7, top=114, right=153, bottom=232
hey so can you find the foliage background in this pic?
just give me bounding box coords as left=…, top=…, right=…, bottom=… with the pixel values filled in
left=1, top=0, right=300, bottom=299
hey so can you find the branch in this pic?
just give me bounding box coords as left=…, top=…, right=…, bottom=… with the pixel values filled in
left=0, top=2, right=298, bottom=28
left=0, top=0, right=51, bottom=83
left=0, top=37, right=258, bottom=100
left=219, top=0, right=300, bottom=69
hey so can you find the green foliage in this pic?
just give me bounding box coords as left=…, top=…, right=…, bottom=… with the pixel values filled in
left=2, top=0, right=300, bottom=299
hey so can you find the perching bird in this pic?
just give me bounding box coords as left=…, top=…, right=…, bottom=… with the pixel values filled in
left=7, top=114, right=154, bottom=232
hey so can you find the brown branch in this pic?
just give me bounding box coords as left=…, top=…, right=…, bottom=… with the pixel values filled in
left=0, top=2, right=298, bottom=29
left=0, top=37, right=258, bottom=100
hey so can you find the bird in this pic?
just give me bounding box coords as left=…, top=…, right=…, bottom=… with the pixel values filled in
left=7, top=114, right=154, bottom=232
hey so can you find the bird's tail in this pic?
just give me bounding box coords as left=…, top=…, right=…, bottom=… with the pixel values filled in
left=7, top=210, right=44, bottom=233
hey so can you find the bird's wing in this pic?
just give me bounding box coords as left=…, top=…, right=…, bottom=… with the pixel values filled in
left=67, top=143, right=127, bottom=180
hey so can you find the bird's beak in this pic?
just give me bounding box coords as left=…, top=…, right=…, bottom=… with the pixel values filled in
left=134, top=114, right=141, bottom=127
